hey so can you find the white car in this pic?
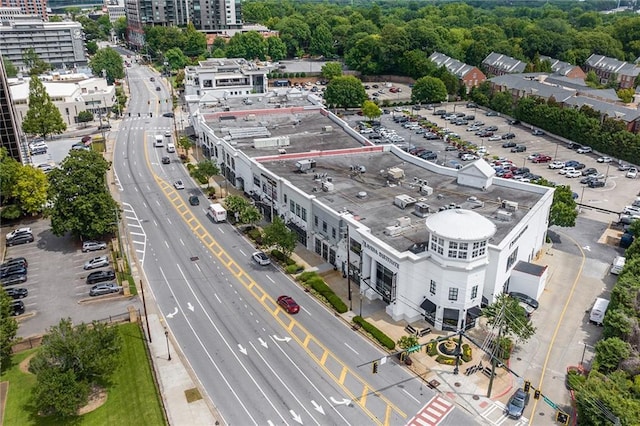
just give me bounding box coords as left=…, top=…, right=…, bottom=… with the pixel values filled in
left=577, top=146, right=593, bottom=154
left=82, top=240, right=108, bottom=252
left=174, top=180, right=185, bottom=189
left=6, top=227, right=32, bottom=241
left=84, top=256, right=109, bottom=270
left=626, top=168, right=638, bottom=179
left=527, top=153, right=541, bottom=160
left=488, top=135, right=502, bottom=141
left=558, top=167, right=576, bottom=175
left=597, top=156, right=612, bottom=163
left=623, top=205, right=640, bottom=216
left=548, top=161, right=565, bottom=169
left=461, top=153, right=478, bottom=161
left=252, top=251, right=271, bottom=266
left=565, top=170, right=582, bottom=178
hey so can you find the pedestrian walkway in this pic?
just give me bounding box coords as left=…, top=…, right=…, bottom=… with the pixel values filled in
left=407, top=395, right=454, bottom=426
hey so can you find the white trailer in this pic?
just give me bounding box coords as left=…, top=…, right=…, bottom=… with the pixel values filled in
left=589, top=298, right=610, bottom=326
left=207, top=203, right=227, bottom=223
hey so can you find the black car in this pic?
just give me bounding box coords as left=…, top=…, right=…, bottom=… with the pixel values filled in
left=502, top=133, right=516, bottom=139
left=510, top=145, right=526, bottom=153
left=1, top=274, right=27, bottom=287
left=86, top=269, right=116, bottom=285
left=509, top=292, right=539, bottom=309
left=4, top=287, right=28, bottom=299
left=162, top=112, right=174, bottom=118
left=6, top=233, right=34, bottom=246
left=419, top=152, right=438, bottom=161
left=581, top=168, right=597, bottom=176
left=155, top=86, right=161, bottom=91
left=162, top=156, right=171, bottom=164
left=507, top=119, right=521, bottom=125
left=466, top=102, right=477, bottom=108
left=0, top=265, right=27, bottom=279
left=1, top=257, right=28, bottom=269
left=11, top=300, right=25, bottom=316
left=189, top=195, right=200, bottom=206
left=485, top=125, right=499, bottom=132
left=580, top=176, right=598, bottom=184
left=588, top=180, right=605, bottom=188
left=574, top=163, right=586, bottom=170
left=502, top=141, right=517, bottom=148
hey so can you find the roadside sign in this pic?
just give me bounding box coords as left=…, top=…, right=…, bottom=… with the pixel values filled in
left=543, top=395, right=558, bottom=410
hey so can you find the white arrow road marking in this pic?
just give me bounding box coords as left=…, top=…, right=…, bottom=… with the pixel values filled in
left=330, top=397, right=351, bottom=406
left=311, top=401, right=325, bottom=415
left=187, top=302, right=194, bottom=311
left=583, top=245, right=591, bottom=251
left=273, top=335, right=291, bottom=342
left=258, top=338, right=268, bottom=348
left=267, top=421, right=275, bottom=426
left=238, top=344, right=248, bottom=355
left=166, top=307, right=178, bottom=318
left=290, top=410, right=303, bottom=424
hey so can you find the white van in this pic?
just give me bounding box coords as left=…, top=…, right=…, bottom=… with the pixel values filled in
left=153, top=135, right=164, bottom=147
left=589, top=298, right=610, bottom=326
left=166, top=143, right=175, bottom=153
left=610, top=256, right=625, bottom=275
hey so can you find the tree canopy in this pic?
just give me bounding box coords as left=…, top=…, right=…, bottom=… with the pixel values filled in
left=89, top=47, right=124, bottom=84
left=262, top=216, right=297, bottom=259
left=324, top=75, right=368, bottom=109
left=0, top=291, right=18, bottom=372
left=21, top=76, right=67, bottom=139
left=482, top=293, right=536, bottom=343
left=411, top=76, right=448, bottom=104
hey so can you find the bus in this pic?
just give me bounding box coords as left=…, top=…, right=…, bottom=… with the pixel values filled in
left=154, top=134, right=164, bottom=147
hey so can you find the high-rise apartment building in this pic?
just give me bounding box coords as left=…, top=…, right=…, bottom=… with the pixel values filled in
left=0, top=0, right=47, bottom=20
left=0, top=53, right=24, bottom=163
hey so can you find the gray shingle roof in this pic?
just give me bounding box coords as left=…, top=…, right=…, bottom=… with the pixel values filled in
left=538, top=55, right=581, bottom=76
left=585, top=54, right=640, bottom=78
left=429, top=52, right=477, bottom=79
left=482, top=52, right=527, bottom=74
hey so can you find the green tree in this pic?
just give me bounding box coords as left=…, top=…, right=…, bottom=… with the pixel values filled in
left=21, top=76, right=67, bottom=139
left=223, top=195, right=251, bottom=220
left=549, top=185, right=578, bottom=227
left=0, top=148, right=21, bottom=199
left=490, top=91, right=513, bottom=115
left=397, top=335, right=419, bottom=350
left=32, top=367, right=89, bottom=418
left=113, top=17, right=128, bottom=42
left=47, top=150, right=118, bottom=239
left=195, top=159, right=219, bottom=189
left=226, top=32, right=267, bottom=61
left=0, top=291, right=19, bottom=372
left=617, top=88, right=635, bottom=103
left=267, top=37, right=287, bottom=61
left=324, top=75, right=367, bottom=109
left=361, top=100, right=381, bottom=121
left=239, top=205, right=262, bottom=226
left=77, top=110, right=94, bottom=127
left=89, top=47, right=124, bottom=84
left=22, top=48, right=51, bottom=76
left=321, top=62, right=342, bottom=80
left=309, top=23, right=334, bottom=57
left=165, top=47, right=188, bottom=71
left=3, top=58, right=18, bottom=78
left=178, top=135, right=193, bottom=156
left=14, top=166, right=48, bottom=214
left=482, top=294, right=536, bottom=343
left=86, top=40, right=99, bottom=55
left=594, top=337, right=631, bottom=374
left=411, top=76, right=448, bottom=104
left=183, top=23, right=207, bottom=58
left=262, top=216, right=297, bottom=259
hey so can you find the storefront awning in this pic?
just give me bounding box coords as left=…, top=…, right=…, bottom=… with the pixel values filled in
left=420, top=298, right=437, bottom=314
left=467, top=305, right=482, bottom=319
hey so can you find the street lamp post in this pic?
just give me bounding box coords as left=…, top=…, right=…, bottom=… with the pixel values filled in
left=165, top=329, right=171, bottom=361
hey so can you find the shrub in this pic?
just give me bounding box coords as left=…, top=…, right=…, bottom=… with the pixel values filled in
left=284, top=264, right=304, bottom=274
left=270, top=249, right=286, bottom=262
left=297, top=271, right=318, bottom=283
left=427, top=342, right=438, bottom=356
left=326, top=293, right=348, bottom=313
left=436, top=355, right=456, bottom=365
left=247, top=228, right=262, bottom=244
left=353, top=316, right=395, bottom=350
left=566, top=369, right=586, bottom=390
left=462, top=343, right=472, bottom=362
left=300, top=72, right=306, bottom=78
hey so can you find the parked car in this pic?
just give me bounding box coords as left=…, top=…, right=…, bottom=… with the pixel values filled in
left=488, top=135, right=502, bottom=141
left=252, top=251, right=271, bottom=266
left=597, top=156, right=612, bottom=163
left=501, top=132, right=516, bottom=139
left=162, top=112, right=174, bottom=118
left=89, top=283, right=121, bottom=297
left=10, top=300, right=25, bottom=316
left=277, top=295, right=300, bottom=314
left=509, top=292, right=539, bottom=309
left=559, top=167, right=576, bottom=175
left=445, top=145, right=458, bottom=151
left=581, top=168, right=598, bottom=176
left=502, top=141, right=517, bottom=148
left=461, top=153, right=478, bottom=161
left=6, top=227, right=32, bottom=241
left=1, top=257, right=28, bottom=269
left=82, top=240, right=107, bottom=252
left=580, top=176, right=598, bottom=184
left=532, top=155, right=552, bottom=163
left=485, top=111, right=498, bottom=116
left=84, top=256, right=109, bottom=270
left=6, top=233, right=34, bottom=246
left=532, top=129, right=545, bottom=136
left=485, top=125, right=498, bottom=132
left=505, top=388, right=530, bottom=419
left=588, top=180, right=605, bottom=188
left=548, top=161, right=565, bottom=169
left=627, top=168, right=638, bottom=179
left=577, top=146, right=593, bottom=154
left=618, top=163, right=630, bottom=171
left=565, top=170, right=582, bottom=178
left=86, top=269, right=116, bottom=285
left=510, top=145, right=526, bottom=153
left=4, top=287, right=28, bottom=299
left=0, top=265, right=27, bottom=279
left=1, top=274, right=27, bottom=287
left=507, top=119, right=520, bottom=125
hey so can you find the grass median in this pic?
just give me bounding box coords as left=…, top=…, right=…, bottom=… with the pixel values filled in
left=0, top=322, right=166, bottom=425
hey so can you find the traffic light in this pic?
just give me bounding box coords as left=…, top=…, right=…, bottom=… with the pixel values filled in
left=372, top=361, right=378, bottom=374
left=147, top=100, right=150, bottom=105
left=150, top=112, right=153, bottom=117
left=534, top=389, right=541, bottom=400
left=158, top=100, right=161, bottom=104
left=556, top=411, right=569, bottom=425
left=524, top=380, right=531, bottom=392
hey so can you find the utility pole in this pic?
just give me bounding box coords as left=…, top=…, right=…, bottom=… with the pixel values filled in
left=346, top=225, right=352, bottom=311
left=487, top=306, right=505, bottom=397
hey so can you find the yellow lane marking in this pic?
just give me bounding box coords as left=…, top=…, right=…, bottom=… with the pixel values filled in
left=360, top=386, right=369, bottom=405
left=529, top=235, right=585, bottom=425
left=143, top=132, right=405, bottom=425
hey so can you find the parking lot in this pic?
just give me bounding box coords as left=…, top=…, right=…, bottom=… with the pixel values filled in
left=2, top=219, right=135, bottom=338
left=344, top=102, right=639, bottom=220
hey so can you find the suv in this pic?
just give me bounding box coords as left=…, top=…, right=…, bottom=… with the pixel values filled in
left=162, top=156, right=171, bottom=164
left=6, top=227, right=32, bottom=241
left=510, top=145, right=526, bottom=153
left=6, top=233, right=34, bottom=246
left=188, top=195, right=200, bottom=206
left=501, top=133, right=516, bottom=139
left=1, top=257, right=28, bottom=269
left=11, top=300, right=25, bottom=316
left=82, top=241, right=107, bottom=252
left=84, top=256, right=109, bottom=270
left=86, top=269, right=116, bottom=284
left=0, top=265, right=27, bottom=279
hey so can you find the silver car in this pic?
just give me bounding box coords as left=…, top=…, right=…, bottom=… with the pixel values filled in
left=84, top=256, right=109, bottom=270
left=89, top=282, right=121, bottom=297
left=82, top=240, right=107, bottom=252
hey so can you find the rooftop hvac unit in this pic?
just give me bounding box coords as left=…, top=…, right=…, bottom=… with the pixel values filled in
left=296, top=159, right=316, bottom=172
left=502, top=200, right=518, bottom=211
left=384, top=225, right=404, bottom=236
left=496, top=210, right=513, bottom=221
left=413, top=202, right=430, bottom=218
left=387, top=167, right=405, bottom=180
left=321, top=181, right=334, bottom=192
left=245, top=114, right=256, bottom=121
left=420, top=185, right=433, bottom=196
left=322, top=125, right=333, bottom=132
left=396, top=216, right=411, bottom=227
left=466, top=196, right=485, bottom=209
left=394, top=194, right=417, bottom=209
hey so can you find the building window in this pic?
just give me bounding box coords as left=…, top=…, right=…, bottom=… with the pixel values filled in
left=472, top=241, right=487, bottom=258
left=301, top=207, right=307, bottom=221
left=430, top=280, right=436, bottom=295
left=283, top=194, right=287, bottom=204
left=314, top=216, right=318, bottom=227
left=295, top=204, right=301, bottom=217
left=290, top=200, right=295, bottom=213
left=322, top=221, right=327, bottom=233
left=332, top=227, right=336, bottom=239
left=447, top=241, right=468, bottom=259
left=350, top=239, right=361, bottom=255
left=448, top=287, right=458, bottom=301
left=430, top=235, right=444, bottom=255
left=471, top=285, right=478, bottom=299
left=506, top=248, right=519, bottom=271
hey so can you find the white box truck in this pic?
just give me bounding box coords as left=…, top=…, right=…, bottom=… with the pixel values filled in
left=154, top=134, right=164, bottom=147
left=207, top=203, right=227, bottom=222
left=610, top=256, right=625, bottom=275
left=589, top=298, right=610, bottom=326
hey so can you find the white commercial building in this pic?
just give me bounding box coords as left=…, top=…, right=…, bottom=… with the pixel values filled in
left=186, top=80, right=554, bottom=331
left=8, top=73, right=116, bottom=127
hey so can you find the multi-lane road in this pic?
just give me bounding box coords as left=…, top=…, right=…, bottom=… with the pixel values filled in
left=113, top=62, right=478, bottom=425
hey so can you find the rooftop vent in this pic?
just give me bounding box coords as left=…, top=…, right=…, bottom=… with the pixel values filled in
left=501, top=200, right=518, bottom=211
left=413, top=202, right=430, bottom=218
left=356, top=191, right=368, bottom=199
left=496, top=210, right=513, bottom=221
left=394, top=194, right=417, bottom=209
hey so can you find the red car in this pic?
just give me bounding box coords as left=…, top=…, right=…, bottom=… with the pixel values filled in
left=532, top=155, right=552, bottom=163
left=277, top=295, right=300, bottom=314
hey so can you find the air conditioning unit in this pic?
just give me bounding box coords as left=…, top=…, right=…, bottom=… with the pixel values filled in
left=394, top=194, right=417, bottom=209
left=321, top=181, right=334, bottom=192
left=396, top=216, right=411, bottom=227
left=387, top=167, right=405, bottom=180
left=413, top=202, right=430, bottom=218
left=420, top=185, right=433, bottom=196
left=502, top=200, right=518, bottom=211
left=496, top=210, right=513, bottom=221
